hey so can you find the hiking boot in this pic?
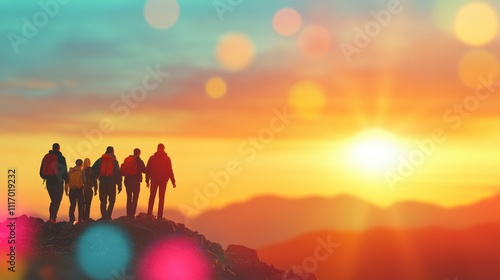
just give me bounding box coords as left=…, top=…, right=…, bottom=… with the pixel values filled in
left=48, top=218, right=56, bottom=224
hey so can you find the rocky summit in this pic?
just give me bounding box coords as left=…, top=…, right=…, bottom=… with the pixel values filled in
left=7, top=214, right=317, bottom=280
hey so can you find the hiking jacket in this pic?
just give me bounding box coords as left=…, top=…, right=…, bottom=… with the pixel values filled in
left=39, top=150, right=69, bottom=184
left=83, top=168, right=97, bottom=190
left=123, top=156, right=147, bottom=185
left=91, top=153, right=122, bottom=188
left=146, top=151, right=176, bottom=184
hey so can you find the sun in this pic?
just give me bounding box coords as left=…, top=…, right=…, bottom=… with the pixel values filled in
left=346, top=129, right=404, bottom=173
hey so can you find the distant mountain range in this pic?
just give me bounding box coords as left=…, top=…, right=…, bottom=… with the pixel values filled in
left=181, top=193, right=500, bottom=248
left=257, top=223, right=500, bottom=280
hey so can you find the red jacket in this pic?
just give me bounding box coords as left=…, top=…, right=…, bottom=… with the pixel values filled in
left=146, top=151, right=176, bottom=184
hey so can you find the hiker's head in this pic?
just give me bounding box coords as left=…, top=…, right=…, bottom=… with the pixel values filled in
left=134, top=148, right=141, bottom=157
left=158, top=144, right=165, bottom=151
left=106, top=146, right=114, bottom=154
left=52, top=143, right=60, bottom=151
left=76, top=159, right=83, bottom=167
left=83, top=158, right=91, bottom=169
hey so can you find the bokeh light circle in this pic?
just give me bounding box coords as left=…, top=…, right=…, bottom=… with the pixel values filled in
left=144, top=0, right=180, bottom=30
left=459, top=50, right=499, bottom=88
left=216, top=33, right=255, bottom=71
left=205, top=77, right=227, bottom=99
left=273, top=8, right=302, bottom=36
left=138, top=237, right=214, bottom=280
left=455, top=2, right=498, bottom=46
left=298, top=25, right=332, bottom=59
left=288, top=80, right=327, bottom=120
left=433, top=0, right=469, bottom=33
left=76, top=224, right=132, bottom=279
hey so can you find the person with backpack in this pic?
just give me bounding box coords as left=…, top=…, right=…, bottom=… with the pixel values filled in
left=39, top=143, right=69, bottom=223
left=92, top=146, right=122, bottom=220
left=146, top=143, right=177, bottom=220
left=82, top=158, right=98, bottom=221
left=121, top=148, right=147, bottom=218
left=66, top=159, right=84, bottom=224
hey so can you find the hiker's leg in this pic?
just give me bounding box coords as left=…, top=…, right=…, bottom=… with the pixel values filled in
left=47, top=183, right=57, bottom=220
left=157, top=181, right=167, bottom=219
left=106, top=185, right=116, bottom=219
left=99, top=183, right=107, bottom=219
left=85, top=188, right=93, bottom=220
left=147, top=181, right=159, bottom=215
left=82, top=188, right=89, bottom=220
left=132, top=183, right=140, bottom=216
left=53, top=182, right=64, bottom=220
left=47, top=182, right=64, bottom=220
left=82, top=188, right=87, bottom=220
left=126, top=183, right=132, bottom=216
left=69, top=189, right=76, bottom=222
left=77, top=189, right=84, bottom=222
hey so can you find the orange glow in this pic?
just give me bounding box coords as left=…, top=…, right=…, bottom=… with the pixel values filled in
left=287, top=80, right=327, bottom=119
left=458, top=50, right=498, bottom=88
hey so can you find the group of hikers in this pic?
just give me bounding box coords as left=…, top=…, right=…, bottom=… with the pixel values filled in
left=39, top=143, right=176, bottom=223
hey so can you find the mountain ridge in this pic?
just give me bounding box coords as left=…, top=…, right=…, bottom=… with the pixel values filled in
left=185, top=192, right=500, bottom=248
left=2, top=214, right=317, bottom=280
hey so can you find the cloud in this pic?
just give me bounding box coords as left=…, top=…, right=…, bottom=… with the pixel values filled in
left=0, top=78, right=56, bottom=90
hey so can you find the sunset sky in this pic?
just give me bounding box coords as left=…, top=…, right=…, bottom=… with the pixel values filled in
left=1, top=0, right=500, bottom=221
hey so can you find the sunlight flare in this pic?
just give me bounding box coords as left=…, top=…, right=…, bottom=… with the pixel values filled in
left=346, top=130, right=405, bottom=173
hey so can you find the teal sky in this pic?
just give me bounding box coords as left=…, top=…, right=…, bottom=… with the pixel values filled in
left=0, top=0, right=445, bottom=97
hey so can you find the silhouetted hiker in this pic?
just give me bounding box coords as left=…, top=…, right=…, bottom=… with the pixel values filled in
left=82, top=158, right=97, bottom=221
left=121, top=148, right=147, bottom=218
left=66, top=159, right=84, bottom=223
left=92, top=146, right=122, bottom=220
left=40, top=143, right=69, bottom=223
left=146, top=143, right=176, bottom=220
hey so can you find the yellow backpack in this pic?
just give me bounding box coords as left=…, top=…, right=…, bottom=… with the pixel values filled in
left=69, top=170, right=83, bottom=189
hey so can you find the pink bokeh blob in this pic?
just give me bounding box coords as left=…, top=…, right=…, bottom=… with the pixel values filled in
left=138, top=236, right=215, bottom=280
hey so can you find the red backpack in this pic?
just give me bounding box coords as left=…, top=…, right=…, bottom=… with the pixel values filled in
left=41, top=153, right=58, bottom=177
left=120, top=156, right=138, bottom=176
left=99, top=154, right=115, bottom=177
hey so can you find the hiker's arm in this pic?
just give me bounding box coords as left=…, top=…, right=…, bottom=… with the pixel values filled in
left=39, top=158, right=44, bottom=179
left=139, top=159, right=147, bottom=174
left=115, top=160, right=122, bottom=190
left=61, top=156, right=69, bottom=184
left=145, top=157, right=151, bottom=185
left=82, top=170, right=87, bottom=186
left=93, top=171, right=98, bottom=195
left=66, top=169, right=72, bottom=195
left=168, top=158, right=176, bottom=186
left=92, top=170, right=98, bottom=190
